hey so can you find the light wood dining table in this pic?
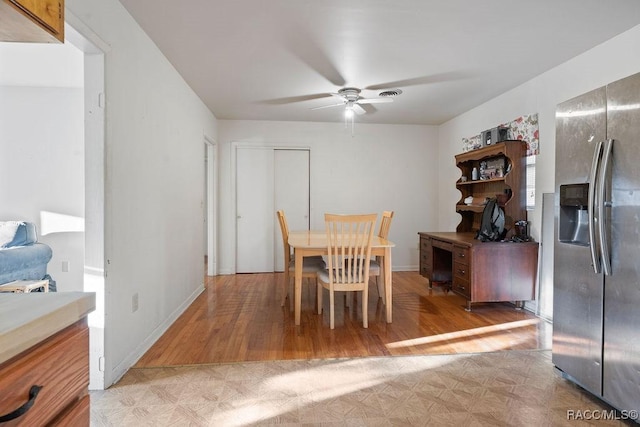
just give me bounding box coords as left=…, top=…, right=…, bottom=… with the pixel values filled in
left=287, top=230, right=396, bottom=326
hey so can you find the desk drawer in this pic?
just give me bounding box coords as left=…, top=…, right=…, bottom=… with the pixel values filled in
left=453, top=245, right=469, bottom=266
left=0, top=321, right=89, bottom=426
left=420, top=251, right=432, bottom=268
left=420, top=238, right=432, bottom=261
left=453, top=261, right=470, bottom=282
left=453, top=277, right=471, bottom=299
left=420, top=236, right=431, bottom=252
left=419, top=236, right=432, bottom=279
left=431, top=239, right=453, bottom=252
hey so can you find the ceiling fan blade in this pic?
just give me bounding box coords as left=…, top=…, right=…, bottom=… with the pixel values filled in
left=257, top=93, right=333, bottom=105
left=359, top=104, right=378, bottom=114
left=364, top=72, right=470, bottom=91
left=353, top=104, right=366, bottom=115
left=283, top=26, right=346, bottom=87
left=357, top=98, right=393, bottom=105
left=310, top=102, right=345, bottom=111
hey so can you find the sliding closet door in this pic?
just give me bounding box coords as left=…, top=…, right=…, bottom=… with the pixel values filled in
left=236, top=147, right=275, bottom=273
left=274, top=149, right=310, bottom=272
left=236, top=147, right=310, bottom=273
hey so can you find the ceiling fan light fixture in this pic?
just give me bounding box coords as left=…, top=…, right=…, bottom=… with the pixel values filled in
left=344, top=102, right=355, bottom=118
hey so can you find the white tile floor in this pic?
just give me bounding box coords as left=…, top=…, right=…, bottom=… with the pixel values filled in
left=90, top=350, right=635, bottom=426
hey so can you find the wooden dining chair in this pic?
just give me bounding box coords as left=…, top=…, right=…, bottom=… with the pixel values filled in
left=276, top=210, right=326, bottom=307
left=317, top=213, right=377, bottom=329
left=368, top=210, right=394, bottom=301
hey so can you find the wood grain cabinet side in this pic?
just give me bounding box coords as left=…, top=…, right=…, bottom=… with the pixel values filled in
left=0, top=319, right=89, bottom=426
left=0, top=0, right=64, bottom=43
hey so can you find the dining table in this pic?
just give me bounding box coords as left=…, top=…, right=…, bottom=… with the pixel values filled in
left=287, top=230, right=395, bottom=326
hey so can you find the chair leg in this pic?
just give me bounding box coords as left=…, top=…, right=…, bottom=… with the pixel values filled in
left=289, top=278, right=295, bottom=311
left=329, top=289, right=335, bottom=329
left=281, top=274, right=288, bottom=307
left=375, top=276, right=386, bottom=304
left=317, top=281, right=323, bottom=314
left=362, top=286, right=368, bottom=328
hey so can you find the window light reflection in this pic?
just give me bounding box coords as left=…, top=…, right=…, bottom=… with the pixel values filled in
left=39, top=210, right=84, bottom=235
left=386, top=318, right=541, bottom=349
left=210, top=356, right=453, bottom=426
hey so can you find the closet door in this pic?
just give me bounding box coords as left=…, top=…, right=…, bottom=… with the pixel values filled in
left=236, top=147, right=310, bottom=273
left=274, top=149, right=310, bottom=272
left=236, top=147, right=274, bottom=273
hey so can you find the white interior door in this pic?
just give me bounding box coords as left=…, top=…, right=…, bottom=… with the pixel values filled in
left=236, top=147, right=274, bottom=272
left=205, top=140, right=216, bottom=276
left=274, top=149, right=310, bottom=272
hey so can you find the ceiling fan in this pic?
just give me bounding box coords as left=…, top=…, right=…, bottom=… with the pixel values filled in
left=310, top=87, right=398, bottom=117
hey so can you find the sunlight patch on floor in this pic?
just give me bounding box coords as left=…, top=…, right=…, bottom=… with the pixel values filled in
left=386, top=318, right=541, bottom=349
left=209, top=356, right=454, bottom=426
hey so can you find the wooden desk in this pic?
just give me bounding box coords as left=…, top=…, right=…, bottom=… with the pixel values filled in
left=418, top=232, right=538, bottom=311
left=288, top=231, right=395, bottom=325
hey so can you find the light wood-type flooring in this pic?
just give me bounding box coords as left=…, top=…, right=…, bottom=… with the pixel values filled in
left=95, top=275, right=626, bottom=426
left=135, top=271, right=551, bottom=367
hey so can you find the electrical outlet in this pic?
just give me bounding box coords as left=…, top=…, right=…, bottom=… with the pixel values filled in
left=62, top=261, right=70, bottom=272
left=132, top=293, right=139, bottom=313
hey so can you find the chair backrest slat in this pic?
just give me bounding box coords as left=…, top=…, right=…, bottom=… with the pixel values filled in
left=325, top=213, right=377, bottom=286
left=378, top=210, right=394, bottom=239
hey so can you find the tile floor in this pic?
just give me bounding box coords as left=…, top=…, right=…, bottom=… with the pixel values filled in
left=90, top=350, right=636, bottom=426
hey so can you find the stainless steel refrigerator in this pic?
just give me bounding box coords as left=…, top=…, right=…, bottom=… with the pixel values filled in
left=553, top=71, right=640, bottom=415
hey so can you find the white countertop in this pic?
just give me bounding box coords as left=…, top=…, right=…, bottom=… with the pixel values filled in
left=0, top=291, right=95, bottom=364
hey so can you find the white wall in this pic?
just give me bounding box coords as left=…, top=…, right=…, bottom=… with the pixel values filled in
left=437, top=23, right=640, bottom=318
left=0, top=42, right=85, bottom=292
left=66, top=0, right=218, bottom=386
left=218, top=120, right=439, bottom=274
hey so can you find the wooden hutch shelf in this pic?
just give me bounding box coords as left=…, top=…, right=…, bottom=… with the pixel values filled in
left=455, top=140, right=527, bottom=236
left=418, top=140, right=538, bottom=310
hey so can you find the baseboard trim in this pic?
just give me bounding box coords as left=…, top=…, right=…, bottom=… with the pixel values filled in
left=107, top=284, right=204, bottom=387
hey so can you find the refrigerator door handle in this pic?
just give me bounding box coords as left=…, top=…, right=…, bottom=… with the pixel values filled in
left=588, top=140, right=603, bottom=273
left=598, top=138, right=613, bottom=276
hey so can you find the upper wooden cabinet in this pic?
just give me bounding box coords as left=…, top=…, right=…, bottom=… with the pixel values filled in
left=454, top=140, right=527, bottom=237
left=0, top=0, right=64, bottom=43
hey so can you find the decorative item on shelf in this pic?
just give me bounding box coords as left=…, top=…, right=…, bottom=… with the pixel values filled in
left=482, top=126, right=509, bottom=146
left=479, top=161, right=488, bottom=180
left=471, top=167, right=478, bottom=181
left=460, top=175, right=468, bottom=182
left=464, top=196, right=490, bottom=206
left=511, top=220, right=531, bottom=242
left=483, top=157, right=506, bottom=179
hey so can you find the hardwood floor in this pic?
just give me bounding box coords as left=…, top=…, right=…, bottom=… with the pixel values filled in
left=135, top=271, right=551, bottom=367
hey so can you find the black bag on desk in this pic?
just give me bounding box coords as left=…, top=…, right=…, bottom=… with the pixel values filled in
left=476, top=198, right=505, bottom=242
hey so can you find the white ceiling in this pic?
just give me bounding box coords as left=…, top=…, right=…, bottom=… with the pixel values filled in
left=118, top=0, right=640, bottom=125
